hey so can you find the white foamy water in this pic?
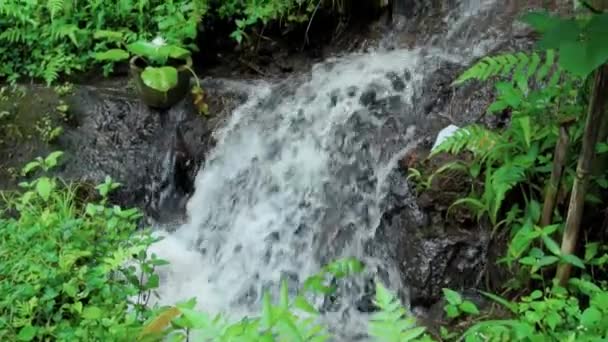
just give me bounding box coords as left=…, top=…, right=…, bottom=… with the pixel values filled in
left=147, top=0, right=506, bottom=339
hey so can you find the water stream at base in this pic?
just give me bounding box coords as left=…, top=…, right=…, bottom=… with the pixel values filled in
left=149, top=0, right=505, bottom=339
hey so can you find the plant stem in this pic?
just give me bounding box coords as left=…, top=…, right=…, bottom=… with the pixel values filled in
left=185, top=66, right=201, bottom=89
left=556, top=65, right=608, bottom=285
left=541, top=125, right=569, bottom=227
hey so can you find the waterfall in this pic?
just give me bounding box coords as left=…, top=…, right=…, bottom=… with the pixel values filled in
left=148, top=0, right=509, bottom=339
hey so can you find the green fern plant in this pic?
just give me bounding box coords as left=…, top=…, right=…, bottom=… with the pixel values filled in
left=47, top=0, right=65, bottom=20
left=369, top=282, right=429, bottom=342
left=431, top=124, right=504, bottom=161
left=453, top=50, right=558, bottom=86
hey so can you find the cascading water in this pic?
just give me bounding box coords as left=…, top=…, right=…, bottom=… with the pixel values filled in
left=149, top=0, right=510, bottom=339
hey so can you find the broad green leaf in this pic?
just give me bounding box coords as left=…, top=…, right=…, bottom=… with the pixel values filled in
left=545, top=311, right=562, bottom=330
left=128, top=41, right=163, bottom=59
left=538, top=256, right=559, bottom=268
left=279, top=279, right=289, bottom=310
left=36, top=177, right=53, bottom=201
left=480, top=291, right=517, bottom=313
left=580, top=307, right=602, bottom=328
left=442, top=288, right=463, bottom=305
left=82, top=306, right=103, bottom=320
left=94, top=30, right=124, bottom=40
left=586, top=13, right=608, bottom=73
left=44, top=151, right=63, bottom=166
left=180, top=308, right=210, bottom=329
left=570, top=278, right=602, bottom=296
left=94, top=49, right=130, bottom=62
left=591, top=292, right=608, bottom=310
left=17, top=326, right=36, bottom=341
left=145, top=274, right=159, bottom=290
left=141, top=66, right=178, bottom=92
left=561, top=254, right=585, bottom=269
left=537, top=18, right=580, bottom=50
left=164, top=45, right=190, bottom=59
left=520, top=10, right=561, bottom=33
left=401, top=326, right=427, bottom=341
left=559, top=40, right=593, bottom=77
left=516, top=116, right=531, bottom=148
left=585, top=242, right=599, bottom=261
left=294, top=295, right=318, bottom=315
left=488, top=100, right=509, bottom=113
left=460, top=300, right=480, bottom=315
left=303, top=275, right=333, bottom=295
left=444, top=304, right=460, bottom=318
left=22, top=161, right=40, bottom=175
left=541, top=234, right=561, bottom=256
left=261, top=292, right=273, bottom=329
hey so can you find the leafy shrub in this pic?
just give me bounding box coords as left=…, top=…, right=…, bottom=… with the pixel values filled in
left=0, top=0, right=340, bottom=84
left=0, top=0, right=203, bottom=84
left=0, top=152, right=162, bottom=341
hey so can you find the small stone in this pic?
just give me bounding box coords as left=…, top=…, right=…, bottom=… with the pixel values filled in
left=404, top=69, right=412, bottom=81
left=359, top=89, right=377, bottom=106
left=265, top=231, right=280, bottom=242
left=346, top=86, right=358, bottom=97
left=386, top=72, right=406, bottom=91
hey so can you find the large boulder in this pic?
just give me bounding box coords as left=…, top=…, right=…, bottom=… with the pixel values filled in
left=0, top=79, right=246, bottom=222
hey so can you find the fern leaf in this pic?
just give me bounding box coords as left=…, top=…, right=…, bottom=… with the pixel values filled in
left=47, top=0, right=65, bottom=20
left=0, top=28, right=27, bottom=43
left=488, top=163, right=526, bottom=222
left=431, top=125, right=502, bottom=160
left=369, top=283, right=426, bottom=342
left=536, top=49, right=555, bottom=82
left=526, top=53, right=541, bottom=78
left=453, top=50, right=558, bottom=87
left=43, top=57, right=62, bottom=85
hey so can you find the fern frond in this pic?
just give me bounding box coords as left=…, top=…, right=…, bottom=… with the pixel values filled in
left=369, top=283, right=426, bottom=342
left=454, top=50, right=558, bottom=86
left=0, top=3, right=37, bottom=25
left=0, top=27, right=27, bottom=43
left=43, top=57, right=62, bottom=85
left=431, top=125, right=503, bottom=160
left=487, top=163, right=527, bottom=223
left=50, top=24, right=79, bottom=46
left=47, top=0, right=65, bottom=20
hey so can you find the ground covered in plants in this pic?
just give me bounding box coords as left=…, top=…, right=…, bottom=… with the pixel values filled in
left=3, top=0, right=608, bottom=341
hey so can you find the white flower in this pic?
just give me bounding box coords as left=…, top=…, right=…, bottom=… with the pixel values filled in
left=151, top=36, right=166, bottom=47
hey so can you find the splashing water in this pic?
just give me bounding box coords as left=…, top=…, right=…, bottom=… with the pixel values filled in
left=148, top=0, right=509, bottom=338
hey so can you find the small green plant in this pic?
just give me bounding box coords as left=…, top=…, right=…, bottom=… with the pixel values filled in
left=34, top=114, right=63, bottom=144
left=0, top=152, right=165, bottom=341
left=94, top=34, right=194, bottom=92
left=369, top=282, right=431, bottom=342
left=54, top=82, right=73, bottom=96
left=442, top=289, right=480, bottom=319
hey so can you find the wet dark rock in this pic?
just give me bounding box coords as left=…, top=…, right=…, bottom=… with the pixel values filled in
left=371, top=166, right=490, bottom=308
left=346, top=86, right=358, bottom=97
left=359, top=89, right=377, bottom=106
left=403, top=68, right=412, bottom=81
left=0, top=79, right=247, bottom=223
left=386, top=71, right=406, bottom=91
left=265, top=231, right=280, bottom=242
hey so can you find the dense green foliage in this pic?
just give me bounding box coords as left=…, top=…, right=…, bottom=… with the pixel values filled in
left=0, top=0, right=329, bottom=84
left=0, top=152, right=163, bottom=341
left=417, top=6, right=608, bottom=342
left=0, top=0, right=203, bottom=84
left=3, top=3, right=608, bottom=342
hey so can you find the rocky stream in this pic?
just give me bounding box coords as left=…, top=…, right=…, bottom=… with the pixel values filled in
left=0, top=0, right=568, bottom=339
